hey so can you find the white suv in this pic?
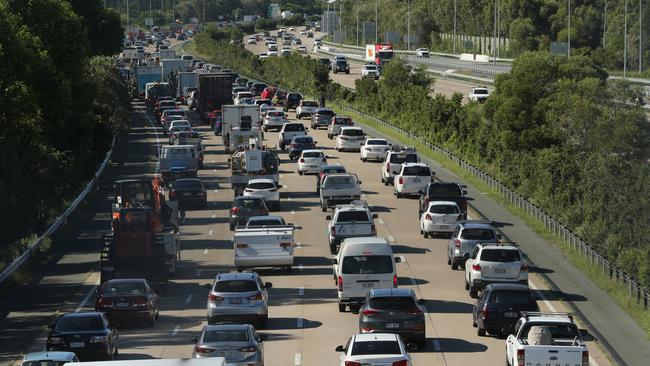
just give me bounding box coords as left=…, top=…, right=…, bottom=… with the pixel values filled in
left=468, top=86, right=490, bottom=102
left=380, top=147, right=419, bottom=185
left=415, top=48, right=430, bottom=58
left=464, top=243, right=528, bottom=298
left=393, top=163, right=433, bottom=197
left=335, top=127, right=365, bottom=152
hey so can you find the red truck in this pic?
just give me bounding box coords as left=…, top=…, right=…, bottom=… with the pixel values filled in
left=365, top=43, right=395, bottom=65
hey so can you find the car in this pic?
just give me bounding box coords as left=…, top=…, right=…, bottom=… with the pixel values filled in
left=267, top=43, right=278, bottom=52
left=229, top=195, right=269, bottom=231
left=335, top=333, right=413, bottom=366
left=21, top=352, right=79, bottom=366
left=415, top=48, right=430, bottom=58
left=317, top=165, right=347, bottom=192
left=288, top=135, right=317, bottom=160
left=297, top=45, right=307, bottom=53
left=327, top=201, right=377, bottom=254
left=472, top=283, right=539, bottom=336
left=283, top=92, right=303, bottom=111
left=235, top=77, right=249, bottom=87
left=169, top=178, right=207, bottom=209
left=187, top=90, right=198, bottom=109
left=358, top=288, right=426, bottom=349
left=381, top=147, right=419, bottom=185
left=258, top=52, right=269, bottom=60
left=168, top=119, right=191, bottom=133
left=393, top=163, right=434, bottom=198
left=332, top=58, right=350, bottom=74
left=335, top=127, right=365, bottom=152
left=232, top=86, right=249, bottom=98
left=465, top=242, right=529, bottom=298
left=247, top=37, right=256, bottom=45
left=280, top=48, right=291, bottom=57
left=272, top=90, right=287, bottom=106
left=168, top=125, right=193, bottom=144
left=250, top=82, right=268, bottom=96
left=94, top=278, right=160, bottom=326
left=447, top=220, right=501, bottom=270
left=259, top=104, right=276, bottom=118
left=278, top=122, right=308, bottom=150
left=419, top=201, right=463, bottom=238
left=418, top=182, right=468, bottom=220
left=318, top=58, right=331, bottom=68
left=468, top=86, right=490, bottom=102
left=246, top=215, right=287, bottom=227
left=253, top=98, right=272, bottom=107
left=299, top=30, right=306, bottom=35
left=260, top=86, right=278, bottom=100
left=314, top=39, right=323, bottom=46
left=160, top=109, right=188, bottom=130
left=310, top=108, right=336, bottom=129
left=327, top=115, right=354, bottom=138
left=361, top=64, right=380, bottom=79
left=192, top=324, right=264, bottom=364
left=360, top=138, right=390, bottom=162
left=262, top=110, right=288, bottom=132
left=288, top=27, right=296, bottom=31
left=46, top=312, right=118, bottom=361
left=297, top=149, right=327, bottom=175
left=243, top=178, right=281, bottom=211
left=206, top=272, right=272, bottom=327
left=234, top=91, right=254, bottom=105
left=296, top=100, right=319, bottom=119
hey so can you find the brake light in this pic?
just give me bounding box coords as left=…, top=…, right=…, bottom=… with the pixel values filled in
left=454, top=239, right=461, bottom=248
left=472, top=264, right=481, bottom=271
left=360, top=326, right=372, bottom=332
left=245, top=188, right=253, bottom=192
left=392, top=360, right=408, bottom=366
left=208, top=293, right=224, bottom=302
left=231, top=207, right=240, bottom=214
left=425, top=213, right=432, bottom=220
left=398, top=176, right=404, bottom=185
left=520, top=264, right=529, bottom=272
left=300, top=158, right=305, bottom=163
left=237, top=243, right=249, bottom=248
left=406, top=307, right=422, bottom=315
left=239, top=346, right=257, bottom=352
left=132, top=298, right=149, bottom=307
left=96, top=297, right=113, bottom=308
left=248, top=293, right=263, bottom=300
left=361, top=309, right=378, bottom=316
left=393, top=274, right=398, bottom=287
left=338, top=276, right=343, bottom=291
left=345, top=362, right=361, bottom=366
left=194, top=346, right=215, bottom=354
left=169, top=191, right=176, bottom=199
left=517, top=349, right=525, bottom=366
left=481, top=302, right=488, bottom=320
left=582, top=351, right=589, bottom=366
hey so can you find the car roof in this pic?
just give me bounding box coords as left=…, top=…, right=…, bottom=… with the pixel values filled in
left=215, top=272, right=259, bottom=281
left=366, top=138, right=387, bottom=141
left=353, top=333, right=399, bottom=342
left=368, top=288, right=414, bottom=298
left=401, top=162, right=428, bottom=167
left=247, top=178, right=275, bottom=184
left=301, top=149, right=323, bottom=154
left=204, top=323, right=252, bottom=331
left=341, top=236, right=389, bottom=246
left=427, top=200, right=460, bottom=207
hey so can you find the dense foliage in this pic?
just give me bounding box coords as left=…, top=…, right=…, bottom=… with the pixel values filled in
left=194, top=30, right=650, bottom=286
left=0, top=0, right=128, bottom=267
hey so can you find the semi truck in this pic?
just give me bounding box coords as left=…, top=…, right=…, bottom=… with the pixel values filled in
left=365, top=43, right=395, bottom=65
left=197, top=72, right=238, bottom=122
left=176, top=71, right=199, bottom=101
left=135, top=65, right=163, bottom=99
left=161, top=58, right=187, bottom=85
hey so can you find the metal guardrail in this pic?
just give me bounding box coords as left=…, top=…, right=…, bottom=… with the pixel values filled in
left=0, top=135, right=117, bottom=284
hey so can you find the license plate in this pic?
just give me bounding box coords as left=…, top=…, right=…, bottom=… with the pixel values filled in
left=361, top=283, right=375, bottom=288
left=217, top=351, right=233, bottom=357
left=70, top=342, right=85, bottom=348
left=494, top=268, right=507, bottom=274
left=309, top=165, right=317, bottom=168
left=413, top=178, right=421, bottom=182
left=229, top=298, right=242, bottom=304
left=386, top=323, right=400, bottom=329
left=182, top=192, right=192, bottom=196
left=504, top=312, right=518, bottom=318
left=115, top=302, right=130, bottom=308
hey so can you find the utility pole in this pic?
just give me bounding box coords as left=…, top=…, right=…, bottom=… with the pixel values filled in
left=375, top=0, right=378, bottom=43
left=356, top=7, right=359, bottom=46
left=407, top=0, right=411, bottom=50
left=493, top=0, right=497, bottom=65
left=604, top=0, right=608, bottom=48
left=149, top=0, right=152, bottom=18
left=568, top=0, right=571, bottom=57
left=640, top=0, right=643, bottom=73
left=453, top=0, right=457, bottom=54
left=625, top=0, right=628, bottom=78
left=203, top=0, right=205, bottom=23
left=127, top=0, right=130, bottom=30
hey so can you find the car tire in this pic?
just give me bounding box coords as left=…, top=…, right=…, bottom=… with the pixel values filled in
left=416, top=338, right=427, bottom=350
left=338, top=303, right=345, bottom=312
left=329, top=244, right=337, bottom=254
left=423, top=231, right=428, bottom=238
left=361, top=157, right=366, bottom=162
left=146, top=313, right=156, bottom=327
left=298, top=170, right=303, bottom=175
left=321, top=205, right=327, bottom=212
left=477, top=327, right=486, bottom=337
left=263, top=126, right=268, bottom=132
left=465, top=280, right=470, bottom=290
left=230, top=223, right=235, bottom=231
left=451, top=262, right=458, bottom=270
left=469, top=286, right=479, bottom=299
left=285, top=265, right=292, bottom=273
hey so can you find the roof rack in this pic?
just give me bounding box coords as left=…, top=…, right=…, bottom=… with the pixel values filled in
left=477, top=241, right=518, bottom=247
left=389, top=145, right=417, bottom=152
left=458, top=219, right=494, bottom=225
left=520, top=312, right=574, bottom=322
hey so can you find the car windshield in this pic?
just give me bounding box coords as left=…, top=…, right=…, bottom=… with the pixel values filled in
left=427, top=184, right=462, bottom=196
left=341, top=129, right=363, bottom=137
left=390, top=153, right=418, bottom=163
left=173, top=179, right=203, bottom=190
left=488, top=290, right=533, bottom=305
left=284, top=124, right=305, bottom=131
left=336, top=60, right=347, bottom=66
left=369, top=296, right=416, bottom=310
left=214, top=280, right=258, bottom=292
left=481, top=249, right=521, bottom=262
left=324, top=176, right=354, bottom=186
left=402, top=166, right=430, bottom=176
left=429, top=204, right=460, bottom=214
left=350, top=340, right=401, bottom=355
left=337, top=211, right=370, bottom=222
left=234, top=198, right=264, bottom=208
left=55, top=315, right=104, bottom=332
left=287, top=94, right=301, bottom=100
left=203, top=329, right=249, bottom=342
left=460, top=228, right=495, bottom=240
left=102, top=282, right=145, bottom=295
left=247, top=182, right=275, bottom=189
left=303, top=151, right=323, bottom=158
left=366, top=140, right=388, bottom=146
left=474, top=89, right=489, bottom=95
left=248, top=218, right=285, bottom=226
left=23, top=362, right=67, bottom=366
left=342, top=256, right=393, bottom=274
left=324, top=167, right=346, bottom=174
left=364, top=65, right=377, bottom=70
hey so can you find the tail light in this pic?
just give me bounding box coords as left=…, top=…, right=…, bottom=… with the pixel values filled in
left=386, top=163, right=390, bottom=172
left=96, top=297, right=113, bottom=308
left=361, top=309, right=378, bottom=316
left=425, top=213, right=432, bottom=220
left=169, top=191, right=176, bottom=199
left=245, top=188, right=253, bottom=192
left=236, top=243, right=249, bottom=248
left=231, top=207, right=240, bottom=214
left=393, top=274, right=398, bottom=287
left=194, top=346, right=215, bottom=354
left=472, top=264, right=481, bottom=271
left=300, top=158, right=305, bottom=163
left=239, top=346, right=257, bottom=352
left=48, top=336, right=64, bottom=345
left=392, top=361, right=408, bottom=366
left=132, top=298, right=149, bottom=307
left=90, top=336, right=109, bottom=343
left=454, top=239, right=461, bottom=248
left=208, top=293, right=224, bottom=302
left=480, top=303, right=488, bottom=320
left=291, top=144, right=297, bottom=148
left=371, top=224, right=376, bottom=235
left=520, top=264, right=529, bottom=272
left=582, top=351, right=589, bottom=366
left=199, top=156, right=203, bottom=161
left=248, top=293, right=263, bottom=301
left=345, top=362, right=361, bottom=366
left=398, top=176, right=404, bottom=185
left=360, top=326, right=372, bottom=332
left=517, top=349, right=525, bottom=366
left=330, top=226, right=336, bottom=236
left=338, top=276, right=343, bottom=291
left=406, top=307, right=423, bottom=315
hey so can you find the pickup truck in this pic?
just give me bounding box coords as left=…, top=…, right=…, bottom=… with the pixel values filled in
left=506, top=312, right=589, bottom=366
left=418, top=182, right=468, bottom=219
left=320, top=173, right=362, bottom=212
left=278, top=122, right=308, bottom=150
left=326, top=201, right=377, bottom=254
left=159, top=145, right=198, bottom=184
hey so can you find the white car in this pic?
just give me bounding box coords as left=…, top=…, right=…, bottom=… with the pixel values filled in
left=259, top=52, right=269, bottom=60
left=263, top=110, right=288, bottom=131
left=336, top=127, right=365, bottom=152
left=243, top=179, right=281, bottom=211
left=268, top=50, right=278, bottom=56
left=247, top=37, right=256, bottom=44
left=299, top=30, right=306, bottom=35
left=298, top=45, right=307, bottom=53
left=297, top=149, right=327, bottom=175
left=21, top=352, right=79, bottom=366
left=168, top=119, right=191, bottom=133
left=260, top=104, right=276, bottom=118
left=465, top=243, right=529, bottom=298
left=415, top=48, right=430, bottom=58
left=381, top=148, right=419, bottom=185
left=296, top=100, right=319, bottom=119
left=361, top=64, right=380, bottom=79
left=420, top=201, right=462, bottom=238
left=360, top=138, right=390, bottom=162
left=288, top=27, right=296, bottom=31
left=394, top=163, right=433, bottom=197
left=280, top=47, right=292, bottom=57
left=468, top=86, right=490, bottom=102
left=234, top=91, right=254, bottom=105
left=336, top=333, right=413, bottom=366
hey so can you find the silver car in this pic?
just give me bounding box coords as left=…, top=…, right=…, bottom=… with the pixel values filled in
left=192, top=324, right=264, bottom=366
left=447, top=221, right=500, bottom=270
left=207, top=272, right=272, bottom=327
left=310, top=108, right=335, bottom=129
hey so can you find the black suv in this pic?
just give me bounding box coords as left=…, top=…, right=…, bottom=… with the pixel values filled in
left=283, top=92, right=303, bottom=111
left=229, top=196, right=269, bottom=230
left=318, top=58, right=331, bottom=68
left=332, top=59, right=350, bottom=74
left=472, top=283, right=539, bottom=336
left=418, top=182, right=468, bottom=218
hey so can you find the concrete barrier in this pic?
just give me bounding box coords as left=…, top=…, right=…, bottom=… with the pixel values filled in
left=459, top=53, right=475, bottom=61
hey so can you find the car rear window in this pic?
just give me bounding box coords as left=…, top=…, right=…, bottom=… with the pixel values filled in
left=214, top=280, right=258, bottom=292
left=173, top=179, right=203, bottom=189
left=167, top=110, right=186, bottom=117
left=488, top=290, right=533, bottom=305
left=337, top=211, right=370, bottom=222
left=55, top=316, right=104, bottom=332
left=402, top=166, right=431, bottom=176
left=284, top=124, right=305, bottom=131
left=294, top=137, right=313, bottom=144
left=247, top=182, right=276, bottom=189
left=303, top=151, right=323, bottom=158
left=460, top=228, right=495, bottom=240
left=520, top=323, right=579, bottom=340
left=341, top=128, right=363, bottom=136
left=234, top=198, right=264, bottom=208
left=429, top=204, right=460, bottom=214
left=474, top=89, right=489, bottom=95
left=480, top=249, right=521, bottom=262
left=317, top=109, right=335, bottom=116
left=248, top=218, right=285, bottom=226
left=324, top=167, right=347, bottom=174
left=427, top=183, right=462, bottom=196
left=324, top=176, right=354, bottom=186
left=389, top=153, right=417, bottom=163
left=351, top=340, right=401, bottom=355
left=334, top=117, right=352, bottom=125
left=267, top=111, right=284, bottom=117
left=302, top=101, right=318, bottom=107
left=102, top=282, right=145, bottom=295
left=23, top=361, right=67, bottom=366
left=203, top=330, right=249, bottom=342
left=342, top=256, right=393, bottom=274
left=366, top=140, right=388, bottom=145
left=369, top=296, right=416, bottom=310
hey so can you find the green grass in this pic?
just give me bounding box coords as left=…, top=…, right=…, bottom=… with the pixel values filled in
left=329, top=103, right=650, bottom=341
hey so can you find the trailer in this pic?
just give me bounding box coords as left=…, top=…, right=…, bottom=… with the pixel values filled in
left=135, top=65, right=162, bottom=98
left=230, top=148, right=279, bottom=195
left=197, top=72, right=238, bottom=122
left=365, top=43, right=395, bottom=65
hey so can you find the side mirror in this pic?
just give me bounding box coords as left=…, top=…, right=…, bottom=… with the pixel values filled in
left=257, top=334, right=267, bottom=342
left=335, top=345, right=345, bottom=352
left=358, top=181, right=363, bottom=184
left=314, top=141, right=318, bottom=144
left=394, top=256, right=402, bottom=263
left=264, top=282, right=273, bottom=289
left=372, top=214, right=378, bottom=219
left=277, top=185, right=283, bottom=188
left=326, top=215, right=332, bottom=220
left=191, top=336, right=199, bottom=343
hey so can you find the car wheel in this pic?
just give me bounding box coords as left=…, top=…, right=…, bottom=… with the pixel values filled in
left=285, top=265, right=292, bottom=273
left=469, top=286, right=479, bottom=298
left=338, top=303, right=345, bottom=312
left=321, top=205, right=327, bottom=212
left=298, top=170, right=303, bottom=175
left=229, top=223, right=235, bottom=231
left=113, top=344, right=119, bottom=357
left=451, top=262, right=458, bottom=270
left=465, top=279, right=470, bottom=290
left=423, top=231, right=428, bottom=239
left=472, top=314, right=477, bottom=327
left=361, top=157, right=366, bottom=162
left=477, top=327, right=486, bottom=337
left=381, top=176, right=385, bottom=184
left=147, top=313, right=156, bottom=327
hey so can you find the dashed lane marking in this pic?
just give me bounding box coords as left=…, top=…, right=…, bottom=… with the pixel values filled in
left=203, top=249, right=208, bottom=255
left=212, top=213, right=216, bottom=219
left=74, top=278, right=100, bottom=313
left=171, top=325, right=180, bottom=336
left=208, top=229, right=213, bottom=236
left=291, top=210, right=296, bottom=215
left=298, top=287, right=304, bottom=296
left=377, top=218, right=385, bottom=225
left=294, top=353, right=302, bottom=365
left=296, top=318, right=303, bottom=328
left=298, top=264, right=303, bottom=271
left=185, top=294, right=193, bottom=304
left=388, top=235, right=395, bottom=243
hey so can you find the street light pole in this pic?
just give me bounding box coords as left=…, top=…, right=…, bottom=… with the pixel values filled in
left=604, top=0, right=608, bottom=48
left=453, top=0, right=457, bottom=54
left=493, top=0, right=497, bottom=65
left=356, top=7, right=359, bottom=46
left=375, top=0, right=378, bottom=43
left=407, top=0, right=411, bottom=50
left=126, top=0, right=129, bottom=30
left=625, top=0, right=628, bottom=78
left=640, top=0, right=643, bottom=73
left=568, top=0, right=571, bottom=57
left=203, top=0, right=205, bottom=23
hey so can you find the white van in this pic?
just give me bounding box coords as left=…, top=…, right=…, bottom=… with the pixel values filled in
left=332, top=237, right=400, bottom=312
left=233, top=226, right=295, bottom=272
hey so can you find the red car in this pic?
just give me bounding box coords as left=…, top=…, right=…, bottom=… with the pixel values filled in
left=95, top=278, right=160, bottom=326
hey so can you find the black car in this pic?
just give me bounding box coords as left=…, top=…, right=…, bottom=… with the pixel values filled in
left=332, top=59, right=350, bottom=74
left=418, top=182, right=468, bottom=219
left=229, top=196, right=269, bottom=230
left=316, top=165, right=347, bottom=192
left=318, top=58, right=331, bottom=69
left=250, top=82, right=267, bottom=97
left=283, top=92, right=303, bottom=111
left=472, top=283, right=539, bottom=336
left=169, top=178, right=207, bottom=209
left=288, top=135, right=317, bottom=160
left=95, top=279, right=160, bottom=326
left=46, top=312, right=118, bottom=361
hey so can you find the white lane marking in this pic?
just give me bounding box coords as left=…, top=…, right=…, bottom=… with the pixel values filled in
left=74, top=279, right=100, bottom=313
left=212, top=213, right=216, bottom=219
left=283, top=185, right=289, bottom=190
left=298, top=264, right=303, bottom=271
left=279, top=174, right=284, bottom=178
left=296, top=318, right=304, bottom=328
left=288, top=197, right=293, bottom=201
left=377, top=218, right=385, bottom=225
left=214, top=189, right=219, bottom=193
left=361, top=194, right=367, bottom=199
left=211, top=160, right=216, bottom=163
left=296, top=242, right=302, bottom=249
left=143, top=112, right=161, bottom=173
left=291, top=210, right=296, bottom=215
left=171, top=325, right=180, bottom=336
left=294, top=353, right=302, bottom=365
left=213, top=169, right=217, bottom=172
left=196, top=269, right=202, bottom=277
left=203, top=249, right=209, bottom=255
left=433, top=340, right=441, bottom=352
left=398, top=255, right=407, bottom=263
left=298, top=287, right=304, bottom=296
left=185, top=294, right=193, bottom=304
left=208, top=229, right=214, bottom=236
